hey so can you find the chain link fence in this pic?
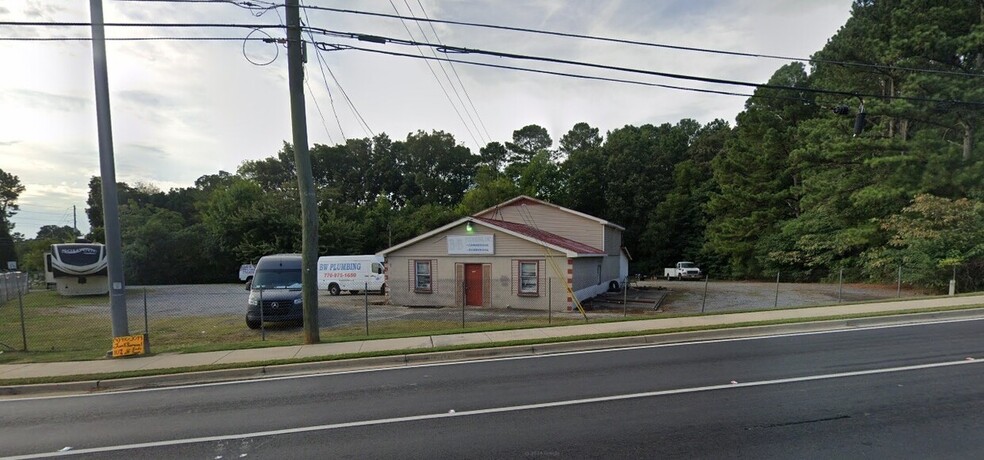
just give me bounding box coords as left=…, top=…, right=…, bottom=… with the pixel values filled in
left=0, top=263, right=978, bottom=362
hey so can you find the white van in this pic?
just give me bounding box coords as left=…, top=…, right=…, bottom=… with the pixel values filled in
left=317, top=255, right=385, bottom=295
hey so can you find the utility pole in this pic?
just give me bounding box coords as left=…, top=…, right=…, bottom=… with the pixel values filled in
left=89, top=0, right=128, bottom=338
left=286, top=0, right=320, bottom=343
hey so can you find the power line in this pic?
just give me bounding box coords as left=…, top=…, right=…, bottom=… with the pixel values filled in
left=404, top=0, right=487, bottom=146
left=313, top=41, right=810, bottom=104
left=3, top=29, right=978, bottom=108
left=304, top=29, right=984, bottom=107
left=300, top=0, right=362, bottom=141
left=416, top=0, right=492, bottom=143
left=0, top=21, right=283, bottom=29
left=388, top=0, right=480, bottom=149
left=291, top=5, right=984, bottom=80
left=0, top=36, right=269, bottom=42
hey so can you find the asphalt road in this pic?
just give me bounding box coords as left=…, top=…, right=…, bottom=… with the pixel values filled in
left=2, top=318, right=982, bottom=459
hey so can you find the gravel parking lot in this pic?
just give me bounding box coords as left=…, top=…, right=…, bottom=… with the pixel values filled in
left=645, top=279, right=924, bottom=314
left=48, top=280, right=926, bottom=332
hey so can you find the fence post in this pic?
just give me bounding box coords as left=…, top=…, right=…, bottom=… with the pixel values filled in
left=259, top=288, right=265, bottom=341
left=701, top=273, right=709, bottom=314
left=143, top=287, right=150, bottom=354
left=623, top=278, right=627, bottom=317
left=365, top=282, right=369, bottom=336
left=19, top=288, right=27, bottom=352
left=548, top=277, right=552, bottom=325
left=838, top=268, right=843, bottom=303
left=774, top=271, right=780, bottom=308
left=461, top=279, right=466, bottom=329
left=897, top=265, right=902, bottom=298
left=949, top=266, right=957, bottom=296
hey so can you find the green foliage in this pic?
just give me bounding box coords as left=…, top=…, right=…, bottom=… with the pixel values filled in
left=865, top=194, right=984, bottom=291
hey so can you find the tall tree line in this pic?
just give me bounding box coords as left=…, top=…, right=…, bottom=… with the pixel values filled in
left=10, top=0, right=982, bottom=291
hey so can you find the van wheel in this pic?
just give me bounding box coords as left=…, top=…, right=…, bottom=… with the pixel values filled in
left=328, top=284, right=340, bottom=296
left=379, top=284, right=386, bottom=295
left=609, top=280, right=620, bottom=292
left=246, top=317, right=260, bottom=329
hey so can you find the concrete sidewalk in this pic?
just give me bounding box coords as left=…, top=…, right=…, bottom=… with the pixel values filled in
left=1, top=294, right=983, bottom=388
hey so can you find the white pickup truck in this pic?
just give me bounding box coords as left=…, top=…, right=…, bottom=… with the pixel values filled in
left=664, top=261, right=703, bottom=280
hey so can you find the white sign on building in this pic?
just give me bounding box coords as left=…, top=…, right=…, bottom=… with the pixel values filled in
left=448, top=235, right=494, bottom=255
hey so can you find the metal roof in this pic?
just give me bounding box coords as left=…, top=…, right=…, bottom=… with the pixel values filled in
left=474, top=217, right=606, bottom=256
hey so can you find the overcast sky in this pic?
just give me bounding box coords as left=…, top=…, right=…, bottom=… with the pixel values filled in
left=1, top=0, right=853, bottom=239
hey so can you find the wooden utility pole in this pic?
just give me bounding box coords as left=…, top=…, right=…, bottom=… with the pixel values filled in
left=286, top=0, right=320, bottom=343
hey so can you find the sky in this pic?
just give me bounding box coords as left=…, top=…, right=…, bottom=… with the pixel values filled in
left=1, top=0, right=853, bottom=239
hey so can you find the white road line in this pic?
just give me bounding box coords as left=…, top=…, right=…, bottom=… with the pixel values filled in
left=4, top=315, right=983, bottom=402
left=6, top=357, right=982, bottom=459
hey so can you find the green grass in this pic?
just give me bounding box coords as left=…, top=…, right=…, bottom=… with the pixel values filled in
left=2, top=304, right=981, bottom=386
left=2, top=288, right=981, bottom=367
left=0, top=290, right=588, bottom=363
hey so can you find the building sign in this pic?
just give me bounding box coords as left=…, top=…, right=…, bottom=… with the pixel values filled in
left=112, top=334, right=145, bottom=357
left=448, top=235, right=494, bottom=255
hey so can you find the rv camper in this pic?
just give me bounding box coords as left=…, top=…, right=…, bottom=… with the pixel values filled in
left=45, top=243, right=109, bottom=296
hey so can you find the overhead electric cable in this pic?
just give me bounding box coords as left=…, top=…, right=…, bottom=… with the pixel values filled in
left=300, top=0, right=368, bottom=140
left=0, top=21, right=283, bottom=29
left=404, top=0, right=487, bottom=145
left=388, top=0, right=480, bottom=148
left=302, top=29, right=984, bottom=107
left=290, top=5, right=984, bottom=79
left=313, top=41, right=810, bottom=103
left=416, top=0, right=492, bottom=143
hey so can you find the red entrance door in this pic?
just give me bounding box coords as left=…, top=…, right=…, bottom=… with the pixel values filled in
left=465, top=264, right=483, bottom=307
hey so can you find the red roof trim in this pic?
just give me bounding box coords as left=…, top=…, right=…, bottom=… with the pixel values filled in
left=474, top=217, right=605, bottom=255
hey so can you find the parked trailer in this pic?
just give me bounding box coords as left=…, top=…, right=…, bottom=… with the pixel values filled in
left=317, top=255, right=385, bottom=295
left=46, top=243, right=109, bottom=296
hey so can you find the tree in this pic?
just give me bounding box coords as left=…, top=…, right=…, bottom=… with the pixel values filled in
left=557, top=122, right=606, bottom=217
left=505, top=124, right=553, bottom=164
left=397, top=130, right=479, bottom=207
left=645, top=120, right=732, bottom=272
left=705, top=64, right=818, bottom=277
left=865, top=194, right=984, bottom=292
left=0, top=168, right=25, bottom=268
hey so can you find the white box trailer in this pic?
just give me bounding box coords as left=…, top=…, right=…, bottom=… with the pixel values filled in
left=317, top=255, right=385, bottom=295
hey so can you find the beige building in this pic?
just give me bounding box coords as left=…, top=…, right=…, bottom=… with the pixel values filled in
left=379, top=196, right=628, bottom=311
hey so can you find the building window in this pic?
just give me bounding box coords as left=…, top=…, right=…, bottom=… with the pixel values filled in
left=414, top=260, right=432, bottom=293
left=519, top=261, right=539, bottom=296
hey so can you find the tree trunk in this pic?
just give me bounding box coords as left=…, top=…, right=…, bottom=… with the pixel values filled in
left=959, top=119, right=974, bottom=161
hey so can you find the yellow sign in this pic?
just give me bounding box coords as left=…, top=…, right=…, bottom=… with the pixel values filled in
left=112, top=334, right=145, bottom=358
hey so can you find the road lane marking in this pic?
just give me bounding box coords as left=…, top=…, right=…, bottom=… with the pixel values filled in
left=4, top=315, right=983, bottom=402
left=6, top=357, right=983, bottom=459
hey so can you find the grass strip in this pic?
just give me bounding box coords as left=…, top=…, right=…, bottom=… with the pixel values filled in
left=2, top=304, right=980, bottom=386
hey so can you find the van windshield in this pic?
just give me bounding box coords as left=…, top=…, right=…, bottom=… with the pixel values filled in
left=252, top=269, right=302, bottom=289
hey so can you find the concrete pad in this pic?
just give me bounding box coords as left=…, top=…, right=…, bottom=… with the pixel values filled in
left=215, top=346, right=304, bottom=364
left=431, top=332, right=492, bottom=348
left=294, top=341, right=366, bottom=358
left=483, top=329, right=555, bottom=342
left=141, top=351, right=233, bottom=369
left=0, top=364, right=31, bottom=377
left=359, top=336, right=432, bottom=353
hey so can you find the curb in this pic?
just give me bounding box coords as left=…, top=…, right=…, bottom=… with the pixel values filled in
left=3, top=307, right=983, bottom=396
